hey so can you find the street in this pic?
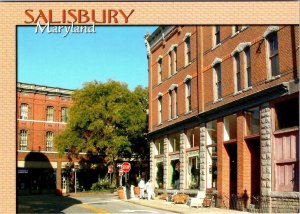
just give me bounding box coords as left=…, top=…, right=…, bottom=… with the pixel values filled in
left=18, top=193, right=175, bottom=214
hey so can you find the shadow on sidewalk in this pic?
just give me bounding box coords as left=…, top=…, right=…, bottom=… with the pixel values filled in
left=17, top=194, right=81, bottom=213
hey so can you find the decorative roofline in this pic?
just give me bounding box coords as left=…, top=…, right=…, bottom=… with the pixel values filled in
left=17, top=82, right=74, bottom=96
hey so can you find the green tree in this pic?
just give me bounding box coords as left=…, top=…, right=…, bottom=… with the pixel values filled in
left=55, top=80, right=148, bottom=184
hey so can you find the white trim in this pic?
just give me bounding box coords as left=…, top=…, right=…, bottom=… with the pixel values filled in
left=18, top=119, right=67, bottom=125
left=263, top=26, right=279, bottom=38
left=231, top=42, right=252, bottom=56
left=182, top=32, right=191, bottom=41
left=156, top=55, right=163, bottom=62
left=168, top=84, right=178, bottom=91
left=157, top=92, right=163, bottom=98
left=211, top=57, right=222, bottom=67
left=168, top=44, right=178, bottom=53
left=184, top=75, right=192, bottom=83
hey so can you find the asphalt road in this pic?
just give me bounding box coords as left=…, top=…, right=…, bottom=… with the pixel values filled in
left=18, top=193, right=175, bottom=214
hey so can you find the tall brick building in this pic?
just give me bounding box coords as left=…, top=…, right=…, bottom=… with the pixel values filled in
left=146, top=26, right=299, bottom=212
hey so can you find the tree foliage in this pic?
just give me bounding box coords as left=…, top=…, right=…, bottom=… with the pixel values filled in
left=54, top=80, right=148, bottom=165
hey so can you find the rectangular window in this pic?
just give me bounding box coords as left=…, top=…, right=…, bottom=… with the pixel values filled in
left=46, top=106, right=54, bottom=122
left=158, top=97, right=162, bottom=124
left=20, top=130, right=28, bottom=151
left=186, top=126, right=200, bottom=149
left=224, top=114, right=237, bottom=141
left=244, top=47, right=252, bottom=87
left=174, top=88, right=178, bottom=117
left=174, top=47, right=177, bottom=73
left=206, top=120, right=217, bottom=189
left=214, top=63, right=222, bottom=100
left=187, top=156, right=200, bottom=189
left=185, top=37, right=191, bottom=65
left=155, top=139, right=164, bottom=155
left=169, top=133, right=180, bottom=152
left=61, top=107, right=69, bottom=123
left=232, top=25, right=242, bottom=35
left=214, top=25, right=221, bottom=46
left=46, top=131, right=54, bottom=151
left=268, top=33, right=280, bottom=77
left=234, top=53, right=241, bottom=92
left=275, top=97, right=299, bottom=130
left=20, top=103, right=28, bottom=119
left=245, top=107, right=260, bottom=136
left=158, top=58, right=162, bottom=83
left=186, top=80, right=192, bottom=112
left=169, top=51, right=172, bottom=76
left=169, top=91, right=173, bottom=119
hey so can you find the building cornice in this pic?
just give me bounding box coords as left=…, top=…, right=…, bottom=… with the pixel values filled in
left=17, top=82, right=74, bottom=96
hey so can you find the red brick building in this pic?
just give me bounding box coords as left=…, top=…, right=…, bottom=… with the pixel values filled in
left=17, top=82, right=98, bottom=194
left=146, top=26, right=299, bottom=212
left=17, top=82, right=74, bottom=194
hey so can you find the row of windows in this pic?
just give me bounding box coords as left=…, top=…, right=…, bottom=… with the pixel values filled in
left=157, top=78, right=192, bottom=124
left=157, top=33, right=191, bottom=84
left=19, top=130, right=54, bottom=151
left=157, top=26, right=248, bottom=86
left=213, top=30, right=279, bottom=101
left=157, top=29, right=280, bottom=124
left=20, top=104, right=69, bottom=123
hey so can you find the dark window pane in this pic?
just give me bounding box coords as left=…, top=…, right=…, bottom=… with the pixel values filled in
left=275, top=98, right=299, bottom=130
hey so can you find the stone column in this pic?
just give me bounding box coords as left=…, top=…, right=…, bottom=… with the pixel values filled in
left=149, top=140, right=155, bottom=183
left=199, top=124, right=206, bottom=191
left=163, top=136, right=169, bottom=189
left=179, top=130, right=186, bottom=191
left=260, top=103, right=272, bottom=212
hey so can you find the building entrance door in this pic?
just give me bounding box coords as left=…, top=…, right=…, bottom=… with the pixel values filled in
left=225, top=143, right=237, bottom=208
left=246, top=138, right=261, bottom=203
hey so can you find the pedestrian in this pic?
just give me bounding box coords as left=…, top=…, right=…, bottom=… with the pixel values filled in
left=138, top=177, right=145, bottom=199
left=145, top=179, right=154, bottom=200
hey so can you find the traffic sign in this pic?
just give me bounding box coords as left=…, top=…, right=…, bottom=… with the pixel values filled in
left=121, top=162, right=131, bottom=173
left=119, top=169, right=124, bottom=176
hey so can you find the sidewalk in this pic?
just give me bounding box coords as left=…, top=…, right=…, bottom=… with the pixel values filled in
left=126, top=197, right=248, bottom=214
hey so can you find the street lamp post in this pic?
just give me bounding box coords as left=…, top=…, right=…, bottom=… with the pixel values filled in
left=72, top=167, right=78, bottom=194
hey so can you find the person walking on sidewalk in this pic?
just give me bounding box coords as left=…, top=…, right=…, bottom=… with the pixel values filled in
left=145, top=179, right=154, bottom=200
left=138, top=178, right=145, bottom=199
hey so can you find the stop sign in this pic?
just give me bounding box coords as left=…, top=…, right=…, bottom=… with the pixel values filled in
left=121, top=162, right=131, bottom=173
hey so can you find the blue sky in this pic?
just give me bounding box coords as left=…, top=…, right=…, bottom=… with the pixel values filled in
left=17, top=26, right=157, bottom=90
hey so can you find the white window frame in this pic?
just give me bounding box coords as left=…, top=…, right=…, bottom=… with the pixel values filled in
left=20, top=130, right=28, bottom=151
left=213, top=63, right=222, bottom=101
left=213, top=26, right=221, bottom=47
left=173, top=46, right=178, bottom=73
left=174, top=88, right=178, bottom=118
left=46, top=106, right=54, bottom=122
left=20, top=103, right=28, bottom=120
left=157, top=93, right=163, bottom=124
left=233, top=53, right=241, bottom=93
left=183, top=33, right=192, bottom=66
left=244, top=47, right=252, bottom=88
left=168, top=91, right=173, bottom=120
left=263, top=26, right=280, bottom=79
left=168, top=51, right=172, bottom=77
left=61, top=107, right=68, bottom=123
left=46, top=131, right=54, bottom=151
left=157, top=56, right=163, bottom=84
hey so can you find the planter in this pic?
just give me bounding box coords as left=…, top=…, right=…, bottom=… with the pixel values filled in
left=134, top=187, right=140, bottom=195
left=117, top=188, right=125, bottom=199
